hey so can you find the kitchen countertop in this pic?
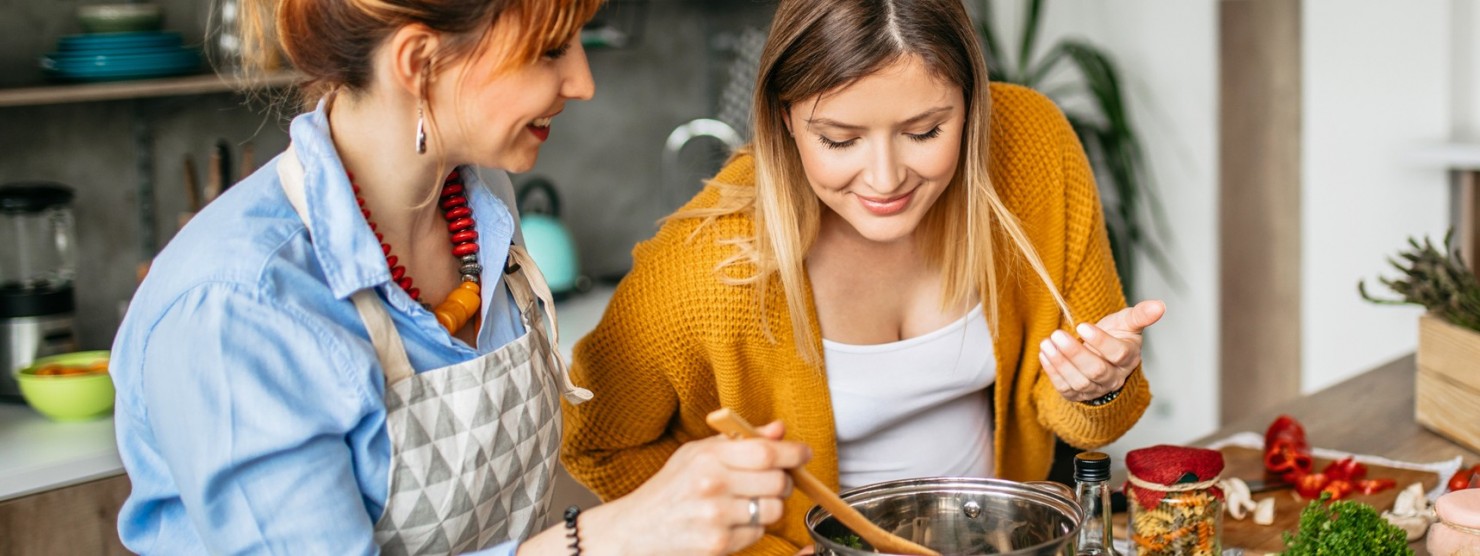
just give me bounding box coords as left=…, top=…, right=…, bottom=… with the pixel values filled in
left=0, top=283, right=617, bottom=503
left=0, top=401, right=121, bottom=501
left=1195, top=354, right=1479, bottom=555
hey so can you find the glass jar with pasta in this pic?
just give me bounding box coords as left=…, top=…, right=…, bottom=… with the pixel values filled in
left=1124, top=445, right=1225, bottom=556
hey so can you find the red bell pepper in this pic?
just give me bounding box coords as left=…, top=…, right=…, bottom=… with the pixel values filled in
left=1322, top=479, right=1356, bottom=501
left=1263, top=415, right=1314, bottom=476
left=1356, top=478, right=1397, bottom=496
left=1321, top=456, right=1368, bottom=482
left=1294, top=472, right=1330, bottom=499
left=1448, top=464, right=1480, bottom=492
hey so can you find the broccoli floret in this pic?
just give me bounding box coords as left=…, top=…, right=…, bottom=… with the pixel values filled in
left=831, top=534, right=865, bottom=549
left=1280, top=492, right=1413, bottom=555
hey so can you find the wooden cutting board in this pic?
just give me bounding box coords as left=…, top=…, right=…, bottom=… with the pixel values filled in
left=1201, top=446, right=1437, bottom=554
left=1112, top=446, right=1440, bottom=554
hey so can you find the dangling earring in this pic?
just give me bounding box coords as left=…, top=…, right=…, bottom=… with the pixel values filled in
left=415, top=103, right=427, bottom=155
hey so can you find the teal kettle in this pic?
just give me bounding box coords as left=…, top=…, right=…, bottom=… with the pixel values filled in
left=517, top=177, right=582, bottom=296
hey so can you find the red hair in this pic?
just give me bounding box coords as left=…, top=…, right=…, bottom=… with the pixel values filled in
left=235, top=0, right=603, bottom=103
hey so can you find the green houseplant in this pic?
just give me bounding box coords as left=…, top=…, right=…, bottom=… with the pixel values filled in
left=974, top=0, right=1176, bottom=296
left=1359, top=231, right=1480, bottom=332
left=1361, top=231, right=1480, bottom=454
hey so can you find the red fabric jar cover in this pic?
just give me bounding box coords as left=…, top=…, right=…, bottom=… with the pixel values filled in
left=1124, top=444, right=1226, bottom=510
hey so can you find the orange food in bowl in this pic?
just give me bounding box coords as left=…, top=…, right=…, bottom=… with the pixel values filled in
left=32, top=359, right=108, bottom=377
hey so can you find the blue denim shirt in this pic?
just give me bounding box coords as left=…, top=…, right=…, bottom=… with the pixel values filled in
left=111, top=103, right=526, bottom=555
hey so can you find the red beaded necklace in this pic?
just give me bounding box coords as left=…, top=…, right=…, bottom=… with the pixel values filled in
left=349, top=169, right=483, bottom=334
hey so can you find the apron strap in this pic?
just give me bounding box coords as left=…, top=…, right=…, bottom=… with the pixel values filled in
left=276, top=145, right=417, bottom=386
left=504, top=245, right=593, bottom=405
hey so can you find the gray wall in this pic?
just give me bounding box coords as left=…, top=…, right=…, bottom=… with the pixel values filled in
left=0, top=0, right=778, bottom=349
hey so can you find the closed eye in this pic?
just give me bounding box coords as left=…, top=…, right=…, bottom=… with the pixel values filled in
left=543, top=43, right=572, bottom=60
left=818, top=135, right=858, bottom=150
left=908, top=126, right=943, bottom=142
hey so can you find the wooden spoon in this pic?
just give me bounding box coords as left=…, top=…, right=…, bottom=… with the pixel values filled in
left=705, top=408, right=941, bottom=556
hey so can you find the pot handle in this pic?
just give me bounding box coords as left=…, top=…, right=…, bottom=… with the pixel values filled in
left=517, top=177, right=562, bottom=217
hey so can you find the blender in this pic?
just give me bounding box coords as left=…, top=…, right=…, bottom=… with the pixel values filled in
left=0, top=182, right=79, bottom=401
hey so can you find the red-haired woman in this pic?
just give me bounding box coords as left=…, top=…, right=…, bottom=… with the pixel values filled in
left=109, top=1, right=807, bottom=554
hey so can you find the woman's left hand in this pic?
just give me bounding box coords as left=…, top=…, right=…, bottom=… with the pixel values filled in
left=1038, top=300, right=1166, bottom=403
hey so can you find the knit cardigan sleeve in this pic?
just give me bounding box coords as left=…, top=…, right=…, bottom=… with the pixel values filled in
left=558, top=228, right=693, bottom=502
left=1029, top=96, right=1152, bottom=449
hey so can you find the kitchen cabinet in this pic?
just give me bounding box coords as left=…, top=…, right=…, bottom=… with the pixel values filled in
left=0, top=71, right=297, bottom=262
left=0, top=474, right=131, bottom=555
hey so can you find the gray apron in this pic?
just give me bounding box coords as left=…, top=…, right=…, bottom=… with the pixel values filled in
left=277, top=146, right=592, bottom=554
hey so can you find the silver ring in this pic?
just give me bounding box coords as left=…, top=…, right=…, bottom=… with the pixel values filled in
left=747, top=497, right=761, bottom=527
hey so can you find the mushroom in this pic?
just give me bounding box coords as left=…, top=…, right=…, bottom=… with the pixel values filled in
left=1219, top=478, right=1257, bottom=520
left=1253, top=498, right=1276, bottom=526
left=1380, top=482, right=1435, bottom=542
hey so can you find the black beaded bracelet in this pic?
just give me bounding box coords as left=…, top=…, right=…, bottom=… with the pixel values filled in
left=1082, top=386, right=1123, bottom=407
left=563, top=505, right=582, bottom=556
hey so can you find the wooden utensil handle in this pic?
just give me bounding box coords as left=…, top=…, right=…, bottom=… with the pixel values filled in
left=704, top=409, right=940, bottom=556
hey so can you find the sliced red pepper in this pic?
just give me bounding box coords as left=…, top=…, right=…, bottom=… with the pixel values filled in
left=1356, top=478, right=1397, bottom=495
left=1263, top=415, right=1314, bottom=476
left=1265, top=414, right=1308, bottom=448
left=1321, top=456, right=1367, bottom=482
left=1322, top=479, right=1355, bottom=501
left=1294, top=472, right=1330, bottom=499
left=1265, top=440, right=1314, bottom=475
left=1449, top=465, right=1480, bottom=492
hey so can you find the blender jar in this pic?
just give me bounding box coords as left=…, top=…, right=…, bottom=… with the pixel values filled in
left=0, top=183, right=76, bottom=290
left=0, top=182, right=79, bottom=401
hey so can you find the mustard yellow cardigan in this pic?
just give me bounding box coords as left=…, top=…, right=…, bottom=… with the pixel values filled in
left=561, top=84, right=1151, bottom=554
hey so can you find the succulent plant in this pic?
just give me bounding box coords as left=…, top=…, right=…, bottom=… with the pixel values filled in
left=1359, top=230, right=1480, bottom=333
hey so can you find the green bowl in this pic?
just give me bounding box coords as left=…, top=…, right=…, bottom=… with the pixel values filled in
left=15, top=351, right=114, bottom=422
left=77, top=4, right=163, bottom=34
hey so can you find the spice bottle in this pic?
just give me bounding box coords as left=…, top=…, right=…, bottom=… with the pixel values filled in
left=1074, top=451, right=1118, bottom=556
left=1124, top=445, right=1224, bottom=556
left=1429, top=488, right=1480, bottom=555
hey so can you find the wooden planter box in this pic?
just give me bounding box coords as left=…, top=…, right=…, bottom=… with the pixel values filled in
left=1416, top=313, right=1480, bottom=453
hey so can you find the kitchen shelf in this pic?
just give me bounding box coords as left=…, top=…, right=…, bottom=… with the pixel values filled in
left=0, top=70, right=300, bottom=108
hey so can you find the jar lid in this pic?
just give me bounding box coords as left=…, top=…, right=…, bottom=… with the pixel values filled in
left=1436, top=489, right=1480, bottom=529
left=0, top=182, right=74, bottom=214
left=1126, top=444, right=1226, bottom=483
left=1124, top=445, right=1225, bottom=509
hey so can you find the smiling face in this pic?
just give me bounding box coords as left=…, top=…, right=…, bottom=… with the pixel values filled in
left=784, top=55, right=966, bottom=245
left=431, top=21, right=595, bottom=173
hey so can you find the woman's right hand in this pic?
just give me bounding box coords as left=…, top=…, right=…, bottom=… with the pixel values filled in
left=581, top=421, right=810, bottom=555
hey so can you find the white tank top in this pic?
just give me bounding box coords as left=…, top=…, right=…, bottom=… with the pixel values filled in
left=823, top=303, right=996, bottom=491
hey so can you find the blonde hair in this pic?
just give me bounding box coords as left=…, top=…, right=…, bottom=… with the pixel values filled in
left=673, top=0, right=1074, bottom=363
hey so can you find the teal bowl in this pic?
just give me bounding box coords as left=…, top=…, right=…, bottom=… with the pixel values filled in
left=77, top=4, right=163, bottom=34
left=15, top=351, right=114, bottom=422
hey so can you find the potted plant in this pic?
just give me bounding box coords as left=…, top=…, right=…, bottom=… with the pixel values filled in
left=973, top=0, right=1177, bottom=296
left=1360, top=231, right=1480, bottom=453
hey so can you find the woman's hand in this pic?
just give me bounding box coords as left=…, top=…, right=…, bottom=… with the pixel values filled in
left=572, top=421, right=811, bottom=555
left=1038, top=300, right=1166, bottom=403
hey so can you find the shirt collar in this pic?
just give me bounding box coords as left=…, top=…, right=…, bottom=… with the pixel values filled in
left=287, top=99, right=517, bottom=302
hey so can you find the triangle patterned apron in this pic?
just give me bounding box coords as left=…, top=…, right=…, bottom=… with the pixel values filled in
left=277, top=146, right=592, bottom=555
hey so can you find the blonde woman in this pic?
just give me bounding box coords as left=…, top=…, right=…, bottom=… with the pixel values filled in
left=109, top=0, right=808, bottom=554
left=562, top=0, right=1163, bottom=552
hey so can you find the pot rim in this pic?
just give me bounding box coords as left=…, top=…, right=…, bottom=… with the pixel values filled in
left=804, top=476, right=1083, bottom=555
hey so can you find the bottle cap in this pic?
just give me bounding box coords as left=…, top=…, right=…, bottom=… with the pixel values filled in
left=1074, top=451, right=1111, bottom=482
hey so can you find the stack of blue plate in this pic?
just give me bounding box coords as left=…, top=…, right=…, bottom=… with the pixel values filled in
left=41, top=31, right=201, bottom=82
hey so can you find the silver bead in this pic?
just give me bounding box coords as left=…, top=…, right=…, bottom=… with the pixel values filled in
left=460, top=254, right=479, bottom=264
left=461, top=274, right=480, bottom=284
left=460, top=263, right=483, bottom=276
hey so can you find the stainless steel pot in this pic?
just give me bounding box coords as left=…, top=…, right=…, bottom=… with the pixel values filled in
left=805, top=478, right=1082, bottom=556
